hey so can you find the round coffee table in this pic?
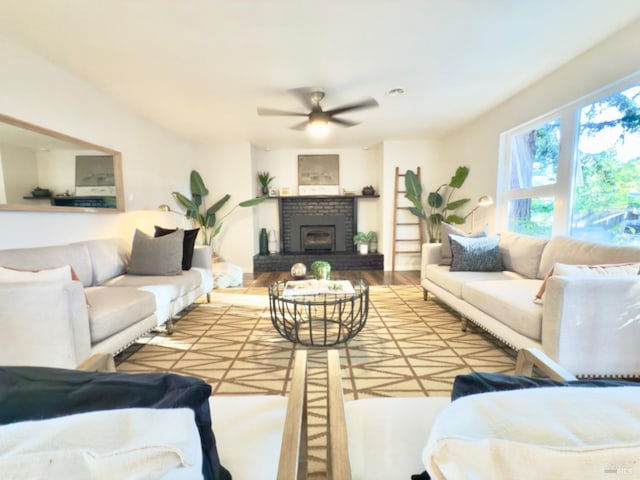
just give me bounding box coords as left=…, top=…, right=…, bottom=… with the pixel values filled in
left=268, top=279, right=369, bottom=347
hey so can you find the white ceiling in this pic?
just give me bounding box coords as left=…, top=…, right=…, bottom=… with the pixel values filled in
left=1, top=0, right=640, bottom=149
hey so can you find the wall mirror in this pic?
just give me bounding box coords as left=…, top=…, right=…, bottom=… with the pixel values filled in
left=0, top=113, right=124, bottom=213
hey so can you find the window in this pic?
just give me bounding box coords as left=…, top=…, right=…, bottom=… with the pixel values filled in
left=499, top=78, right=640, bottom=246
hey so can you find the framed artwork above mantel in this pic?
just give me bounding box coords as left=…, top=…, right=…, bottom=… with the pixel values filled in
left=297, top=154, right=340, bottom=195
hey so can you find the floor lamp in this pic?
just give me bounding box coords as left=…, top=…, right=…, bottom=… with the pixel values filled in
left=158, top=204, right=188, bottom=228
left=463, top=195, right=494, bottom=232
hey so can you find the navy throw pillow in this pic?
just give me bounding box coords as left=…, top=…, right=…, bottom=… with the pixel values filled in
left=452, top=371, right=638, bottom=401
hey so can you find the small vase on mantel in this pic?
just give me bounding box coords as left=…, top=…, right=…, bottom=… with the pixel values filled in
left=268, top=229, right=278, bottom=253
left=259, top=228, right=269, bottom=255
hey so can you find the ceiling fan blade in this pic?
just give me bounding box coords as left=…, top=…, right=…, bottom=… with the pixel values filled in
left=288, top=87, right=316, bottom=111
left=329, top=117, right=359, bottom=128
left=324, top=97, right=378, bottom=116
left=257, top=107, right=308, bottom=117
left=289, top=120, right=309, bottom=131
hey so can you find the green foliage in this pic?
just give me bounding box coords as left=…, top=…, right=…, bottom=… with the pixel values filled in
left=172, top=170, right=266, bottom=247
left=258, top=171, right=275, bottom=188
left=353, top=231, right=376, bottom=244
left=404, top=166, right=471, bottom=242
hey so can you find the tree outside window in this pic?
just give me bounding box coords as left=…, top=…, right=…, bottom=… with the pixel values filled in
left=501, top=80, right=640, bottom=246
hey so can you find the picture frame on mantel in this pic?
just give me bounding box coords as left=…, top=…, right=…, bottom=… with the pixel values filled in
left=298, top=154, right=340, bottom=195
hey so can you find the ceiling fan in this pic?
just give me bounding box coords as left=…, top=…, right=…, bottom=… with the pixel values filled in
left=257, top=89, right=378, bottom=131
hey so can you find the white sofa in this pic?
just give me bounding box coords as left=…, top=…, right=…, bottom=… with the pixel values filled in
left=0, top=238, right=213, bottom=369
left=421, top=232, right=640, bottom=377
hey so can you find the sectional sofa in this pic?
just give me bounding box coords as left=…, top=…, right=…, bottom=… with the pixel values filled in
left=421, top=231, right=640, bottom=377
left=0, top=235, right=213, bottom=369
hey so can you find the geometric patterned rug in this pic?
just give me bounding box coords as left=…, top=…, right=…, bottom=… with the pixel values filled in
left=116, top=284, right=516, bottom=479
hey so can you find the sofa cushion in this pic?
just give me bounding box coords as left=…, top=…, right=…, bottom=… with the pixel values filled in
left=81, top=239, right=129, bottom=286
left=461, top=279, right=542, bottom=340
left=154, top=226, right=200, bottom=271
left=0, top=243, right=93, bottom=287
left=424, top=265, right=523, bottom=298
left=499, top=231, right=548, bottom=279
left=128, top=229, right=184, bottom=276
left=439, top=223, right=487, bottom=266
left=538, top=236, right=640, bottom=279
left=105, top=269, right=202, bottom=301
left=85, top=286, right=156, bottom=343
left=449, top=234, right=503, bottom=272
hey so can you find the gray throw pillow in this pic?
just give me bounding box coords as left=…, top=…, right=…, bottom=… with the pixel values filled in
left=449, top=234, right=504, bottom=272
left=128, top=229, right=184, bottom=276
left=440, top=222, right=488, bottom=266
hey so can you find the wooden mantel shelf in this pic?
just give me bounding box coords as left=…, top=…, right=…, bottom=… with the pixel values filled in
left=274, top=194, right=379, bottom=199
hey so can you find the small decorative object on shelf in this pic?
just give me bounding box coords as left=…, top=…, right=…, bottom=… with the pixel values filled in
left=290, top=262, right=307, bottom=279
left=310, top=260, right=331, bottom=280
left=259, top=227, right=269, bottom=255
left=268, top=229, right=278, bottom=253
left=361, top=185, right=375, bottom=196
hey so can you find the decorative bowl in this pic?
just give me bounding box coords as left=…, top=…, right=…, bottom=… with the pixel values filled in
left=290, top=263, right=307, bottom=279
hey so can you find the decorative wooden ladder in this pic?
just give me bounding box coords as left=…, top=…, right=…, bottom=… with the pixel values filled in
left=391, top=166, right=423, bottom=272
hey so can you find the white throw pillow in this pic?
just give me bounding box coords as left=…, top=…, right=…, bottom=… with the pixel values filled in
left=0, top=265, right=73, bottom=283
left=423, top=387, right=640, bottom=480
left=534, top=262, right=640, bottom=303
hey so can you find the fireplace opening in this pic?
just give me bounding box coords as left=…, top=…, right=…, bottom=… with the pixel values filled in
left=301, top=226, right=335, bottom=251
left=288, top=213, right=348, bottom=253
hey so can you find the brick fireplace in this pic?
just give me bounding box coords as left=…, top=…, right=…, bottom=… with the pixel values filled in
left=253, top=195, right=383, bottom=272
left=281, top=196, right=355, bottom=253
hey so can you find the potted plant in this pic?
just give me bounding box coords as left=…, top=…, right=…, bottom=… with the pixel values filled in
left=404, top=166, right=471, bottom=243
left=310, top=260, right=331, bottom=280
left=353, top=231, right=376, bottom=255
left=258, top=171, right=275, bottom=195
left=172, top=170, right=266, bottom=249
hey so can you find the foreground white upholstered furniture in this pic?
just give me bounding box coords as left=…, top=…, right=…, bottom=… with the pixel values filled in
left=0, top=351, right=308, bottom=480
left=327, top=349, right=640, bottom=480
left=0, top=238, right=213, bottom=369
left=421, top=232, right=640, bottom=377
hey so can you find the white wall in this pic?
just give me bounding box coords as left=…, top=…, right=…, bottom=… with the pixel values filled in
left=380, top=140, right=442, bottom=270
left=0, top=34, right=197, bottom=248
left=251, top=145, right=382, bottom=257
left=0, top=144, right=38, bottom=204
left=439, top=19, right=640, bottom=234
left=193, top=142, right=256, bottom=271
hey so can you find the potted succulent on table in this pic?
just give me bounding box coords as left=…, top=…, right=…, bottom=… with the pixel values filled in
left=258, top=171, right=275, bottom=195
left=353, top=231, right=376, bottom=255
left=310, top=260, right=331, bottom=280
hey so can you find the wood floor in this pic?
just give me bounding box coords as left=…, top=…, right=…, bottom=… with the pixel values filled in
left=243, top=270, right=420, bottom=287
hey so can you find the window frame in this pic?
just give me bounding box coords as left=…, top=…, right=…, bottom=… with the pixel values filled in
left=497, top=72, right=640, bottom=239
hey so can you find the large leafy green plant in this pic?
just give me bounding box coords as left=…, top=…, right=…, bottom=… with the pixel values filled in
left=405, top=166, right=471, bottom=242
left=172, top=170, right=265, bottom=247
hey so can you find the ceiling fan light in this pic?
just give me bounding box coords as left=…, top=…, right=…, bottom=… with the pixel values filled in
left=307, top=121, right=329, bottom=136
